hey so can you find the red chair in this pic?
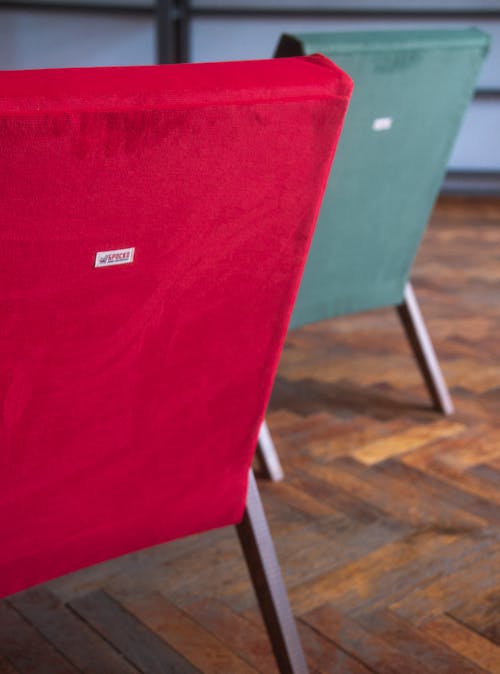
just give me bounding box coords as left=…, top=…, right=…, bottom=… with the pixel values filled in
left=0, top=57, right=352, bottom=672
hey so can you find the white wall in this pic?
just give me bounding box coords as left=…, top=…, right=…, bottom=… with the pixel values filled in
left=1, top=2, right=499, bottom=172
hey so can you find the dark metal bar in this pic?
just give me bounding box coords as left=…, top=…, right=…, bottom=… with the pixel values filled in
left=257, top=420, right=284, bottom=482
left=0, top=1, right=152, bottom=13
left=4, top=1, right=500, bottom=18
left=236, top=471, right=308, bottom=674
left=156, top=0, right=188, bottom=63
left=157, top=0, right=174, bottom=63
left=443, top=170, right=500, bottom=195
left=474, top=89, right=500, bottom=100
left=190, top=6, right=500, bottom=19
left=397, top=282, right=454, bottom=415
left=176, top=0, right=189, bottom=62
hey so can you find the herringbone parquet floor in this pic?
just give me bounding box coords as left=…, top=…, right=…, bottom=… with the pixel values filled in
left=1, top=196, right=499, bottom=673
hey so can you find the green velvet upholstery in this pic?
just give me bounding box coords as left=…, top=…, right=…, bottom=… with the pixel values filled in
left=276, top=30, right=490, bottom=328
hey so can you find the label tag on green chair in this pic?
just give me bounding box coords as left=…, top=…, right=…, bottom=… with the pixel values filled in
left=372, top=117, right=393, bottom=131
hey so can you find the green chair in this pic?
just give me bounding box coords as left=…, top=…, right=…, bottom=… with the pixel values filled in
left=258, top=28, right=490, bottom=481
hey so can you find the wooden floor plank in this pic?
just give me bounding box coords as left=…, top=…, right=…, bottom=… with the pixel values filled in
left=421, top=615, right=500, bottom=674
left=303, top=603, right=437, bottom=674
left=289, top=526, right=493, bottom=617
left=402, top=448, right=500, bottom=506
left=107, top=587, right=259, bottom=674
left=449, top=590, right=500, bottom=645
left=9, top=588, right=139, bottom=674
left=482, top=622, right=500, bottom=647
left=352, top=419, right=465, bottom=465
left=374, top=459, right=500, bottom=525
left=0, top=603, right=78, bottom=674
left=470, top=463, right=500, bottom=490
left=356, top=609, right=489, bottom=674
left=289, top=469, right=387, bottom=524
left=389, top=538, right=500, bottom=625
left=296, top=622, right=375, bottom=674
left=306, top=456, right=486, bottom=530
left=70, top=590, right=200, bottom=674
left=0, top=657, right=20, bottom=674
left=183, top=598, right=279, bottom=674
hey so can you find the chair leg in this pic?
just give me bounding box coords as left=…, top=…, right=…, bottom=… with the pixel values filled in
left=396, top=282, right=454, bottom=415
left=236, top=471, right=308, bottom=674
left=257, top=420, right=284, bottom=482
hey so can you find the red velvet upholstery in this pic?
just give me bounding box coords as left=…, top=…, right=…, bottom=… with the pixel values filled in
left=0, top=56, right=352, bottom=597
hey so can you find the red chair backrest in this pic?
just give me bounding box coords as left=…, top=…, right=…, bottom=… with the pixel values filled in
left=0, top=56, right=352, bottom=597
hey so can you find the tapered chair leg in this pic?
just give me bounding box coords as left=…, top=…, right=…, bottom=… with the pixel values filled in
left=257, top=420, right=284, bottom=482
left=396, top=282, right=454, bottom=415
left=236, top=471, right=309, bottom=674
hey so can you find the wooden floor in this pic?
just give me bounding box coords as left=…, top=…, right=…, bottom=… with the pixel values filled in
left=1, top=195, right=499, bottom=673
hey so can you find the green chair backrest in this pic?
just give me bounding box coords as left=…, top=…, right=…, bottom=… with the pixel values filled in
left=276, top=29, right=490, bottom=328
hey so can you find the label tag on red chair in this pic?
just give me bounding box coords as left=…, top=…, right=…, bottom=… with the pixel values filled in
left=95, top=247, right=135, bottom=268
